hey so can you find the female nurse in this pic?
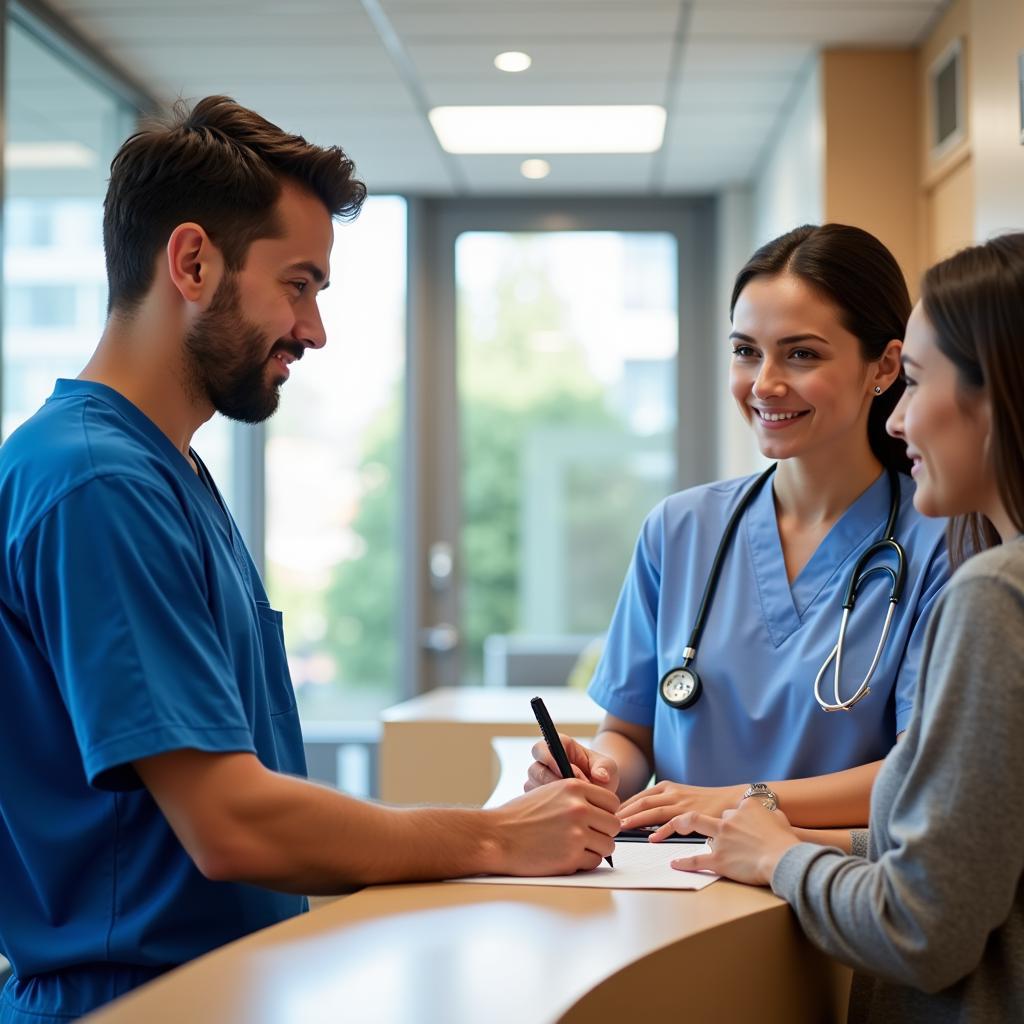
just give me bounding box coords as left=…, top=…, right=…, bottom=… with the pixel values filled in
left=526, top=224, right=950, bottom=839
left=664, top=233, right=1024, bottom=1020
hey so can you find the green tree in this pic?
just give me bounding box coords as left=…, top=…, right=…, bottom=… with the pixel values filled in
left=325, top=238, right=667, bottom=691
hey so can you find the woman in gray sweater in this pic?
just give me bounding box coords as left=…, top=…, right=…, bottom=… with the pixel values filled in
left=656, top=233, right=1024, bottom=1022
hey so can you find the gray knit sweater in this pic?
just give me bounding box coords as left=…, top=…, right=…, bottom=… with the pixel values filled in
left=773, top=538, right=1024, bottom=1023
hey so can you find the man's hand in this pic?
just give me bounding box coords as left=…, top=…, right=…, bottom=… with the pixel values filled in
left=524, top=734, right=620, bottom=794
left=488, top=778, right=621, bottom=876
left=617, top=780, right=745, bottom=828
left=650, top=801, right=801, bottom=886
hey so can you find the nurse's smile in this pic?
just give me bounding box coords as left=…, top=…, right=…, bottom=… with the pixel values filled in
left=752, top=407, right=810, bottom=429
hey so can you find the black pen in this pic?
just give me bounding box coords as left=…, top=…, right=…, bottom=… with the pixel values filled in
left=530, top=696, right=614, bottom=868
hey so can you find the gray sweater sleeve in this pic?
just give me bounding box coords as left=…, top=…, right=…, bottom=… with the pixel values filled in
left=850, top=829, right=869, bottom=858
left=772, top=567, right=1024, bottom=994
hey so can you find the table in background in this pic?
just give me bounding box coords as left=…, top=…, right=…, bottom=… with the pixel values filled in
left=379, top=686, right=604, bottom=805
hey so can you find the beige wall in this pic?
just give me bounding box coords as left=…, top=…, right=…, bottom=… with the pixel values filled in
left=927, top=154, right=974, bottom=262
left=822, top=50, right=920, bottom=288
left=971, top=0, right=1024, bottom=240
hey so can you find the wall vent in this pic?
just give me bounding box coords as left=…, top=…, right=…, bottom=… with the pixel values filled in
left=929, top=37, right=965, bottom=162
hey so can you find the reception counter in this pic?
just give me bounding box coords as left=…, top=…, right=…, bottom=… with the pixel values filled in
left=84, top=722, right=852, bottom=1023
left=84, top=873, right=850, bottom=1023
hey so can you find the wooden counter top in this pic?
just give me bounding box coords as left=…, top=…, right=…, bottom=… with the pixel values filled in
left=85, top=721, right=851, bottom=1023
left=84, top=876, right=848, bottom=1023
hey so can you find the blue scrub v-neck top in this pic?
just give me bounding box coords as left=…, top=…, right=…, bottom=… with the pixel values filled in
left=589, top=470, right=949, bottom=787
left=0, top=380, right=307, bottom=1023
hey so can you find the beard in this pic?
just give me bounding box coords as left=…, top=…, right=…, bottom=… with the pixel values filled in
left=184, top=273, right=296, bottom=424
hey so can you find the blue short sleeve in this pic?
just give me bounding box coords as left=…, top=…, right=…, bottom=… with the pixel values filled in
left=587, top=506, right=664, bottom=726
left=15, top=474, right=255, bottom=790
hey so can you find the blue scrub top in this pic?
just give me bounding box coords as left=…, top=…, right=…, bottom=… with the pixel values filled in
left=0, top=381, right=307, bottom=1023
left=589, top=471, right=949, bottom=787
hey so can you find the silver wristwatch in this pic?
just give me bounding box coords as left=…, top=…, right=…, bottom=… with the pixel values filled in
left=742, top=782, right=779, bottom=811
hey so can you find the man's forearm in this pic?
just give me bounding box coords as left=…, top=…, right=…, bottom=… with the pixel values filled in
left=203, top=766, right=501, bottom=894
left=139, top=750, right=620, bottom=894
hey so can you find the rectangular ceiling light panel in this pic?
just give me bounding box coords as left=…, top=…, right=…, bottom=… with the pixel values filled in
left=428, top=105, right=666, bottom=154
left=5, top=142, right=96, bottom=169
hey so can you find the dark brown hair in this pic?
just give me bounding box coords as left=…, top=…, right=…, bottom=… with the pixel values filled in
left=730, top=224, right=912, bottom=475
left=103, top=95, right=366, bottom=315
left=920, top=232, right=1024, bottom=566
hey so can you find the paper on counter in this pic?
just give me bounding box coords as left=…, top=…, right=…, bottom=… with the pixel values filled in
left=453, top=839, right=719, bottom=891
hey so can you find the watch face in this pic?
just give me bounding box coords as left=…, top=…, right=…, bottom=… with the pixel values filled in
left=660, top=667, right=700, bottom=708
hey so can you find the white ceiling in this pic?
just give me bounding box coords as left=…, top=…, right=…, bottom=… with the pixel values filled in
left=35, top=0, right=949, bottom=196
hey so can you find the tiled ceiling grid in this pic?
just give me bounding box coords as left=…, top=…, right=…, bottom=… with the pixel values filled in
left=28, top=0, right=948, bottom=195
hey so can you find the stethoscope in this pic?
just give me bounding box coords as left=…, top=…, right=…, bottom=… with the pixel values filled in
left=659, top=464, right=907, bottom=713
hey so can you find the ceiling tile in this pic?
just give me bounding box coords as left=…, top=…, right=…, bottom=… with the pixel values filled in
left=690, top=2, right=938, bottom=45
left=37, top=0, right=947, bottom=195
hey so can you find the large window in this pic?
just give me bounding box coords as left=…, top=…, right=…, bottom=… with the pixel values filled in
left=3, top=20, right=135, bottom=439
left=266, top=196, right=407, bottom=721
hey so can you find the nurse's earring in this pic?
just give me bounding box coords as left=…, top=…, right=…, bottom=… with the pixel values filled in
left=873, top=385, right=882, bottom=395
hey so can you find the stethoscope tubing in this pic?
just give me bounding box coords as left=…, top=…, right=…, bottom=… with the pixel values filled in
left=662, top=464, right=907, bottom=713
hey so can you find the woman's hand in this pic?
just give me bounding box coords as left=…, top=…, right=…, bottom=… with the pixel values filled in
left=650, top=800, right=801, bottom=886
left=617, top=780, right=746, bottom=828
left=524, top=735, right=620, bottom=795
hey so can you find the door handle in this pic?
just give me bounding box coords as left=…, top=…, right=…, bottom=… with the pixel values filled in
left=420, top=623, right=460, bottom=653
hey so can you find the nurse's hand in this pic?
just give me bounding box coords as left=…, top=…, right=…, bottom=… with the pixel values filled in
left=650, top=802, right=801, bottom=887
left=617, top=781, right=745, bottom=828
left=524, top=735, right=620, bottom=794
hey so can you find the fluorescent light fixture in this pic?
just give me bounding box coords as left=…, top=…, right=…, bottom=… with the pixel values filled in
left=5, top=142, right=97, bottom=169
left=494, top=51, right=531, bottom=73
left=520, top=159, right=550, bottom=180
left=428, top=105, right=666, bottom=154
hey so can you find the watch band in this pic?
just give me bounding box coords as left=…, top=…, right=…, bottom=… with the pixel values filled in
left=742, top=782, right=779, bottom=811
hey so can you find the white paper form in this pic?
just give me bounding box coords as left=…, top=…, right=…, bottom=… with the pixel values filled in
left=453, top=840, right=719, bottom=891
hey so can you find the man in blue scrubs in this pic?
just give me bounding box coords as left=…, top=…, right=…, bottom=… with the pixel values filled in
left=0, top=97, right=620, bottom=1023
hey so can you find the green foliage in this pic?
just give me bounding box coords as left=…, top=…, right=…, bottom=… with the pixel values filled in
left=322, top=403, right=402, bottom=689
left=324, top=237, right=668, bottom=692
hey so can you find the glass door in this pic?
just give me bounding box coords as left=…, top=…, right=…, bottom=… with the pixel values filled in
left=408, top=199, right=716, bottom=696
left=455, top=229, right=678, bottom=686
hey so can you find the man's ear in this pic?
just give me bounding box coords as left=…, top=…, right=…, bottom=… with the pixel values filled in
left=165, top=223, right=224, bottom=306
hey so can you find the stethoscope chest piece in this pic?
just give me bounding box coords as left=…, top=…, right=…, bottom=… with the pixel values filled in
left=660, top=666, right=702, bottom=709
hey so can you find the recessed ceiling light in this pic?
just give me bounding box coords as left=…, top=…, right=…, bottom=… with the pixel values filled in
left=428, top=105, right=666, bottom=154
left=520, top=159, right=550, bottom=180
left=494, top=51, right=532, bottom=73
left=5, top=141, right=96, bottom=169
